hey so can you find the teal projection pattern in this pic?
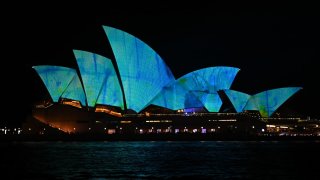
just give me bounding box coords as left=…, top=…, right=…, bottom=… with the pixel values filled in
left=103, top=26, right=175, bottom=112
left=178, top=67, right=240, bottom=93
left=244, top=87, right=302, bottom=117
left=177, top=67, right=240, bottom=112
left=224, top=90, right=251, bottom=112
left=33, top=26, right=302, bottom=116
left=33, top=66, right=86, bottom=105
left=150, top=82, right=203, bottom=110
left=195, top=92, right=222, bottom=112
left=61, top=74, right=86, bottom=106
left=224, top=87, right=302, bottom=117
left=74, top=50, right=124, bottom=109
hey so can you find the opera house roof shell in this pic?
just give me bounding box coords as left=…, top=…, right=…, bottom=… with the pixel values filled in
left=224, top=87, right=302, bottom=117
left=33, top=26, right=302, bottom=117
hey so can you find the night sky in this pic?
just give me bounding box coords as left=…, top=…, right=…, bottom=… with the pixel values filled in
left=3, top=2, right=319, bottom=126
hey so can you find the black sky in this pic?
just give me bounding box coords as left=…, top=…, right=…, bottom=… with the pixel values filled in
left=3, top=2, right=319, bottom=126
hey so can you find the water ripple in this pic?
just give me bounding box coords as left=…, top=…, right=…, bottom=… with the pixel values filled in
left=1, top=141, right=320, bottom=179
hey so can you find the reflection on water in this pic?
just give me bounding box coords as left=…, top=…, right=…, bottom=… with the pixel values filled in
left=1, top=141, right=320, bottom=179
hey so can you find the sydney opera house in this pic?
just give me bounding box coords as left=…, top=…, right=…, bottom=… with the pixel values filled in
left=23, top=26, right=316, bottom=136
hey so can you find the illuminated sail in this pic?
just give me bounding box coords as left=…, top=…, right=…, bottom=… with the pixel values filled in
left=178, top=67, right=239, bottom=92
left=224, top=87, right=302, bottom=117
left=61, top=73, right=86, bottom=106
left=224, top=90, right=250, bottom=112
left=33, top=66, right=77, bottom=103
left=150, top=81, right=203, bottom=110
left=103, top=26, right=175, bottom=112
left=74, top=50, right=124, bottom=108
left=195, top=92, right=222, bottom=112
left=244, top=87, right=302, bottom=117
left=177, top=67, right=239, bottom=112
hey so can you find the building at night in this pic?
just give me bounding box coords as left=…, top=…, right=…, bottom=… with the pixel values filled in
left=23, top=25, right=316, bottom=136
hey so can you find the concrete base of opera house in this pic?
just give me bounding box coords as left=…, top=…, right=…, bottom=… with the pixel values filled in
left=11, top=104, right=318, bottom=140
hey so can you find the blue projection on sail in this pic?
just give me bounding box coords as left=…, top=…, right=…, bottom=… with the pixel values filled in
left=224, top=87, right=302, bottom=117
left=150, top=81, right=203, bottom=110
left=224, top=90, right=251, bottom=112
left=61, top=73, right=86, bottom=106
left=74, top=50, right=124, bottom=109
left=103, top=26, right=175, bottom=112
left=244, top=87, right=302, bottom=117
left=33, top=65, right=86, bottom=106
left=177, top=67, right=239, bottom=112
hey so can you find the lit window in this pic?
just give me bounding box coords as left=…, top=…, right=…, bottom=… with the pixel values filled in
left=201, top=128, right=206, bottom=134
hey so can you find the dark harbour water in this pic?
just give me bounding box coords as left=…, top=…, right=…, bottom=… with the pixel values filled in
left=1, top=141, right=320, bottom=179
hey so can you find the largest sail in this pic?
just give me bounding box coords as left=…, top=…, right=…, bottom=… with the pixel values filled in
left=103, top=26, right=175, bottom=112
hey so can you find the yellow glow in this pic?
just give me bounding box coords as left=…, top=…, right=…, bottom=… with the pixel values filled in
left=145, top=120, right=172, bottom=123
left=62, top=100, right=82, bottom=108
left=266, top=124, right=276, bottom=128
left=146, top=120, right=160, bottom=123
left=120, top=121, right=132, bottom=124
left=95, top=107, right=122, bottom=117
left=162, top=120, right=172, bottom=122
